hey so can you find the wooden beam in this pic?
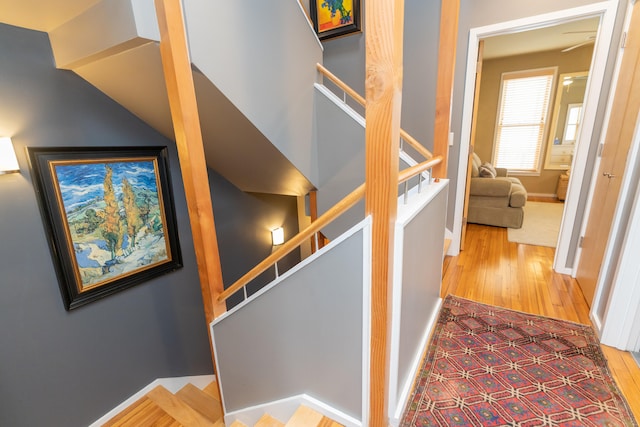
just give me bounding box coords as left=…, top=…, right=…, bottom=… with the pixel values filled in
left=365, top=0, right=404, bottom=424
left=432, top=0, right=460, bottom=178
left=154, top=0, right=226, bottom=323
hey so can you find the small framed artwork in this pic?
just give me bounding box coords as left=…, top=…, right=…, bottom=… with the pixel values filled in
left=28, top=146, right=183, bottom=310
left=310, top=0, right=361, bottom=41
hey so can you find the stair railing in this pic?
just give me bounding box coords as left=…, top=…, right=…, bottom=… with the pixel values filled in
left=217, top=155, right=443, bottom=306
left=316, top=63, right=434, bottom=161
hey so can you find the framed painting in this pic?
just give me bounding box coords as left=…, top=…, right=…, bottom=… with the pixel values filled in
left=28, top=146, right=183, bottom=310
left=310, top=0, right=361, bottom=41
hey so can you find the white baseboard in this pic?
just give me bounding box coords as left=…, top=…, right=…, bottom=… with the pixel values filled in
left=88, top=374, right=215, bottom=427
left=389, top=298, right=442, bottom=427
left=445, top=228, right=458, bottom=256
left=554, top=266, right=573, bottom=275
left=224, top=394, right=362, bottom=427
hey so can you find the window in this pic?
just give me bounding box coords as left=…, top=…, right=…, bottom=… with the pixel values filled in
left=563, top=103, right=583, bottom=144
left=493, top=68, right=556, bottom=174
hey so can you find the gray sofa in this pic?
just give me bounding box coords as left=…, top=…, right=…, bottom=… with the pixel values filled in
left=467, top=153, right=527, bottom=229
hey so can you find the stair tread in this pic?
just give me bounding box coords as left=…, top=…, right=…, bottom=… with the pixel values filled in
left=230, top=421, right=248, bottom=427
left=102, top=396, right=182, bottom=427
left=285, top=405, right=324, bottom=427
left=203, top=381, right=222, bottom=402
left=146, top=385, right=214, bottom=427
left=317, top=417, right=343, bottom=427
left=175, top=383, right=223, bottom=422
left=255, top=413, right=285, bottom=427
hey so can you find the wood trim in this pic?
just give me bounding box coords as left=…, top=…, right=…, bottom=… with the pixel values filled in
left=154, top=0, right=227, bottom=322
left=461, top=39, right=484, bottom=251
left=365, top=0, right=404, bottom=424
left=316, top=63, right=433, bottom=160
left=218, top=184, right=366, bottom=303
left=432, top=0, right=460, bottom=178
left=297, top=0, right=312, bottom=26
left=309, top=190, right=320, bottom=253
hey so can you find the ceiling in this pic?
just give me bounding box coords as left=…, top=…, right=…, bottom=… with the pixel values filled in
left=0, top=0, right=99, bottom=32
left=483, top=16, right=601, bottom=59
left=1, top=1, right=602, bottom=60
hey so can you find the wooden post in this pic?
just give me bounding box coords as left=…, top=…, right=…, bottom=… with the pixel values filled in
left=365, top=0, right=404, bottom=424
left=154, top=0, right=227, bottom=324
left=432, top=0, right=460, bottom=178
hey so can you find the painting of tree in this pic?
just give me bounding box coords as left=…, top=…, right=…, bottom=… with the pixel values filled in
left=101, top=165, right=122, bottom=260
left=28, top=146, right=183, bottom=309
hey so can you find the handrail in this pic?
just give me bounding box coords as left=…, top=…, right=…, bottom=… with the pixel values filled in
left=399, top=155, right=443, bottom=184
left=218, top=183, right=366, bottom=303
left=316, top=63, right=434, bottom=161
left=317, top=62, right=366, bottom=105
left=218, top=155, right=444, bottom=305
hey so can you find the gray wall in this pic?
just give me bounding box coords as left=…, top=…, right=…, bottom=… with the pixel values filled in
left=315, top=86, right=366, bottom=239
left=0, top=23, right=211, bottom=427
left=210, top=171, right=301, bottom=309
left=0, top=23, right=300, bottom=427
left=395, top=186, right=447, bottom=416
left=212, top=225, right=366, bottom=419
left=186, top=0, right=323, bottom=186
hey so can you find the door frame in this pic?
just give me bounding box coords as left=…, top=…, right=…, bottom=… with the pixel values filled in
left=597, top=113, right=640, bottom=347
left=594, top=1, right=640, bottom=347
left=451, top=1, right=619, bottom=273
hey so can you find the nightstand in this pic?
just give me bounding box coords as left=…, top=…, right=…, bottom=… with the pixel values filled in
left=557, top=173, right=569, bottom=201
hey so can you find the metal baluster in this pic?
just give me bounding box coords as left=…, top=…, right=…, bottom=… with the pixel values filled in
left=274, top=261, right=279, bottom=278
left=314, top=232, right=319, bottom=251
left=418, top=171, right=423, bottom=193
left=343, top=91, right=347, bottom=104
left=400, top=137, right=404, bottom=153
left=243, top=285, right=248, bottom=301
left=404, top=180, right=409, bottom=204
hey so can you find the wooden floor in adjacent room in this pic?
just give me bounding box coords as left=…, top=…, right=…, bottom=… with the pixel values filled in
left=442, top=223, right=640, bottom=422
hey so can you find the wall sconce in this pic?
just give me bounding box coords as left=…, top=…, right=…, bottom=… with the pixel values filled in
left=271, top=227, right=285, bottom=246
left=0, top=137, right=20, bottom=174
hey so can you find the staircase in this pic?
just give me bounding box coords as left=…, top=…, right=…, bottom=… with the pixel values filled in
left=103, top=382, right=223, bottom=426
left=231, top=405, right=344, bottom=427
left=102, top=381, right=343, bottom=427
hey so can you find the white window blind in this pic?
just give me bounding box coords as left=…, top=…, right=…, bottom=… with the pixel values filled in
left=493, top=69, right=555, bottom=173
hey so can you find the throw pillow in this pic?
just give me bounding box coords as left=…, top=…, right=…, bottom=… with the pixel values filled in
left=479, top=162, right=497, bottom=178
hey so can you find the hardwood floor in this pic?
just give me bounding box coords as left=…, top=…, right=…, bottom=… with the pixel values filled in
left=442, top=223, right=640, bottom=422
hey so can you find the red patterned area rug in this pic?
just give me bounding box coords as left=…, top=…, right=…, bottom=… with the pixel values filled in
left=401, top=295, right=638, bottom=427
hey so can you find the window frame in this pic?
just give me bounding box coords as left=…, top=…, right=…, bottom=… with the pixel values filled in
left=492, top=67, right=558, bottom=176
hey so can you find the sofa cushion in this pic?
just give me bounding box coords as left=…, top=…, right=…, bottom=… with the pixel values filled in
left=479, top=162, right=497, bottom=178
left=470, top=177, right=512, bottom=197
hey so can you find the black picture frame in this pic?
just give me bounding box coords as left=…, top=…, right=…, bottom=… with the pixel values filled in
left=28, top=146, right=183, bottom=310
left=310, top=0, right=361, bottom=41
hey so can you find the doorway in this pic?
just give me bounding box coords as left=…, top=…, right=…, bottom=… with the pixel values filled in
left=451, top=2, right=619, bottom=275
